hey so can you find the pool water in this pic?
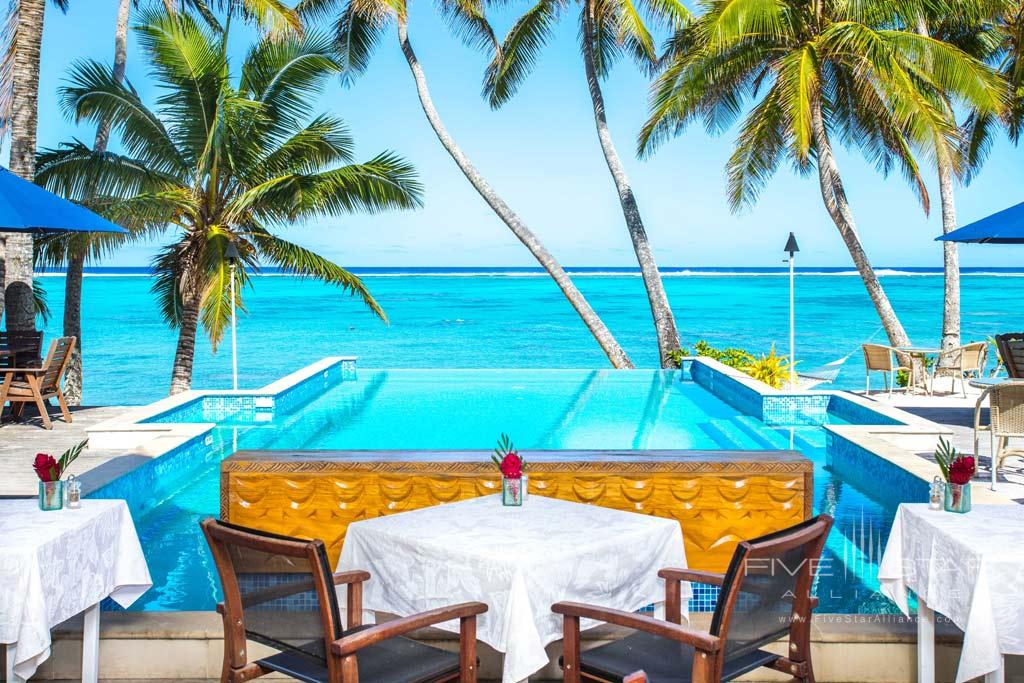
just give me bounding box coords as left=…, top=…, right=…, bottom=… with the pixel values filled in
left=127, top=369, right=902, bottom=613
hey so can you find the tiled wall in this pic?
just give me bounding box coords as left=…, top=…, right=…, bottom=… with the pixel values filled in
left=826, top=431, right=929, bottom=505
left=689, top=361, right=764, bottom=419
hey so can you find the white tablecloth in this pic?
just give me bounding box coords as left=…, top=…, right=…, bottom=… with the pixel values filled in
left=337, top=494, right=689, bottom=683
left=878, top=503, right=1024, bottom=683
left=0, top=499, right=152, bottom=679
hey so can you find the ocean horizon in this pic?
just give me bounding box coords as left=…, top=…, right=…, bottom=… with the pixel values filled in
left=34, top=265, right=1024, bottom=277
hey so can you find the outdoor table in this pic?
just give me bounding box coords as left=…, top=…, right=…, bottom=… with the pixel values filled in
left=893, top=346, right=943, bottom=394
left=336, top=494, right=689, bottom=683
left=878, top=503, right=1024, bottom=683
left=0, top=499, right=152, bottom=683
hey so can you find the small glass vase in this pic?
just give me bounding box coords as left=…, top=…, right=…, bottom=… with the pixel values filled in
left=38, top=481, right=64, bottom=511
left=502, top=476, right=524, bottom=507
left=944, top=482, right=971, bottom=514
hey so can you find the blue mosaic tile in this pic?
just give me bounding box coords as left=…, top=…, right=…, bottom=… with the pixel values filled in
left=826, top=431, right=928, bottom=505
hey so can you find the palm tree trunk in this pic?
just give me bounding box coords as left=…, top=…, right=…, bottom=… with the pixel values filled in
left=580, top=4, right=679, bottom=368
left=395, top=16, right=634, bottom=368
left=4, top=0, right=46, bottom=332
left=936, top=146, right=960, bottom=358
left=810, top=98, right=911, bottom=349
left=170, top=293, right=200, bottom=394
left=61, top=0, right=131, bottom=405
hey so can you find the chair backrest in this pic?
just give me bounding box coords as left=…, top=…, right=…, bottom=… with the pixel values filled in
left=200, top=518, right=342, bottom=672
left=988, top=383, right=1024, bottom=437
left=862, top=344, right=894, bottom=372
left=995, top=333, right=1024, bottom=379
left=0, top=330, right=43, bottom=369
left=710, top=515, right=833, bottom=666
left=38, top=337, right=76, bottom=393
left=959, top=342, right=987, bottom=372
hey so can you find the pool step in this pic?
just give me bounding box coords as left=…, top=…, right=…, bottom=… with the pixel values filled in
left=730, top=416, right=792, bottom=450
left=702, top=419, right=764, bottom=450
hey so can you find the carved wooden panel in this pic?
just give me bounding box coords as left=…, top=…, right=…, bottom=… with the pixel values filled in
left=222, top=452, right=812, bottom=573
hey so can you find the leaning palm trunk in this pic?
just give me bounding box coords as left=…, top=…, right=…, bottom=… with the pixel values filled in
left=170, top=294, right=201, bottom=394
left=61, top=0, right=132, bottom=405
left=396, top=17, right=634, bottom=368
left=810, top=100, right=911, bottom=349
left=580, top=7, right=679, bottom=368
left=4, top=0, right=46, bottom=332
left=936, top=146, right=961, bottom=358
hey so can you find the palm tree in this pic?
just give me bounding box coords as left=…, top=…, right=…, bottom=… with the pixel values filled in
left=298, top=0, right=635, bottom=368
left=639, top=0, right=1004, bottom=350
left=38, top=0, right=300, bottom=405
left=37, top=10, right=423, bottom=393
left=483, top=0, right=688, bottom=367
left=0, top=0, right=68, bottom=332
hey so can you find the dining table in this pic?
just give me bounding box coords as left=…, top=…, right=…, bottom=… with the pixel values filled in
left=0, top=499, right=152, bottom=683
left=892, top=346, right=944, bottom=394
left=878, top=503, right=1024, bottom=683
left=336, top=494, right=689, bottom=683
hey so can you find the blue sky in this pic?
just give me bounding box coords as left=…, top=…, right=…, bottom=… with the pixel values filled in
left=32, top=0, right=1024, bottom=267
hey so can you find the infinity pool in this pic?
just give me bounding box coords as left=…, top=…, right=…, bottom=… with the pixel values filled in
left=116, top=368, right=911, bottom=614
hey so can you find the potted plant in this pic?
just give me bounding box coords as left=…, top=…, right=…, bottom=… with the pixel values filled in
left=493, top=434, right=526, bottom=506
left=934, top=437, right=975, bottom=513
left=32, top=440, right=87, bottom=511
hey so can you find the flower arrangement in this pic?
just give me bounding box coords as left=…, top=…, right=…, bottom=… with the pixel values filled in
left=934, top=437, right=974, bottom=513
left=32, top=440, right=87, bottom=510
left=492, top=433, right=525, bottom=506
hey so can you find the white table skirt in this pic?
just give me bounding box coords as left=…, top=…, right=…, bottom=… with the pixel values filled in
left=337, top=494, right=690, bottom=683
left=878, top=503, right=1024, bottom=683
left=0, top=499, right=152, bottom=680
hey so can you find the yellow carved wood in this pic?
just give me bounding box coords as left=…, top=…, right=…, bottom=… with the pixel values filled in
left=223, top=458, right=811, bottom=572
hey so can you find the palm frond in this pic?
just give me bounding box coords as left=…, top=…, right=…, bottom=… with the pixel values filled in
left=484, top=0, right=562, bottom=107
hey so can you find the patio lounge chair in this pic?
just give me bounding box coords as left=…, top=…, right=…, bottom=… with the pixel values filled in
left=200, top=518, right=487, bottom=683
left=974, top=381, right=1024, bottom=490
left=554, top=514, right=833, bottom=683
left=995, top=333, right=1024, bottom=379
left=862, top=344, right=910, bottom=395
left=0, top=336, right=75, bottom=430
left=932, top=341, right=988, bottom=398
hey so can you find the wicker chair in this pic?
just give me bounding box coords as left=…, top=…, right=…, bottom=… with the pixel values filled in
left=554, top=514, right=833, bottom=683
left=995, top=333, right=1024, bottom=379
left=200, top=518, right=486, bottom=683
left=862, top=344, right=910, bottom=396
left=975, top=382, right=1024, bottom=490
left=932, top=342, right=987, bottom=398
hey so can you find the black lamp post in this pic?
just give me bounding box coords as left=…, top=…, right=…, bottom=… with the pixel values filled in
left=784, top=233, right=799, bottom=387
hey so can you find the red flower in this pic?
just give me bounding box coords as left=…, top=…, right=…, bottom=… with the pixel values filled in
left=949, top=455, right=975, bottom=486
left=33, top=453, right=61, bottom=482
left=499, top=452, right=522, bottom=480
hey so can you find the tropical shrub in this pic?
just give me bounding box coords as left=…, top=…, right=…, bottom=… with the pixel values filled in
left=674, top=341, right=793, bottom=389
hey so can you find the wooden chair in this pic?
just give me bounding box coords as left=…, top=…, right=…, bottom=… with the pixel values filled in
left=555, top=514, right=833, bottom=683
left=995, top=333, right=1024, bottom=379
left=862, top=344, right=910, bottom=395
left=200, top=518, right=486, bottom=683
left=932, top=341, right=988, bottom=398
left=0, top=336, right=75, bottom=429
left=0, top=330, right=43, bottom=369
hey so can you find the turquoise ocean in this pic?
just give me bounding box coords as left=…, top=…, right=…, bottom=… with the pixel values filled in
left=34, top=266, right=1024, bottom=406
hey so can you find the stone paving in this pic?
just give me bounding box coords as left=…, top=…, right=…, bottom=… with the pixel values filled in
left=0, top=405, right=137, bottom=497
left=860, top=377, right=1024, bottom=503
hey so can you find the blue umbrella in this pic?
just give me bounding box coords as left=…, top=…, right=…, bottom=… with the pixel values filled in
left=0, top=166, right=127, bottom=234
left=937, top=201, right=1024, bottom=243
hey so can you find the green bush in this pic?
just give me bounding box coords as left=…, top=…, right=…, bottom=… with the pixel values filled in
left=672, top=340, right=793, bottom=389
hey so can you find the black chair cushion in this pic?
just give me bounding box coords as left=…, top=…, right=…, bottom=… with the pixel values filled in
left=258, top=630, right=459, bottom=683
left=575, top=630, right=779, bottom=683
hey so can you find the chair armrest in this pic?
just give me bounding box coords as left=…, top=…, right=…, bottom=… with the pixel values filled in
left=333, top=570, right=370, bottom=586
left=552, top=602, right=720, bottom=653
left=658, top=568, right=725, bottom=586
left=331, top=602, right=488, bottom=656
